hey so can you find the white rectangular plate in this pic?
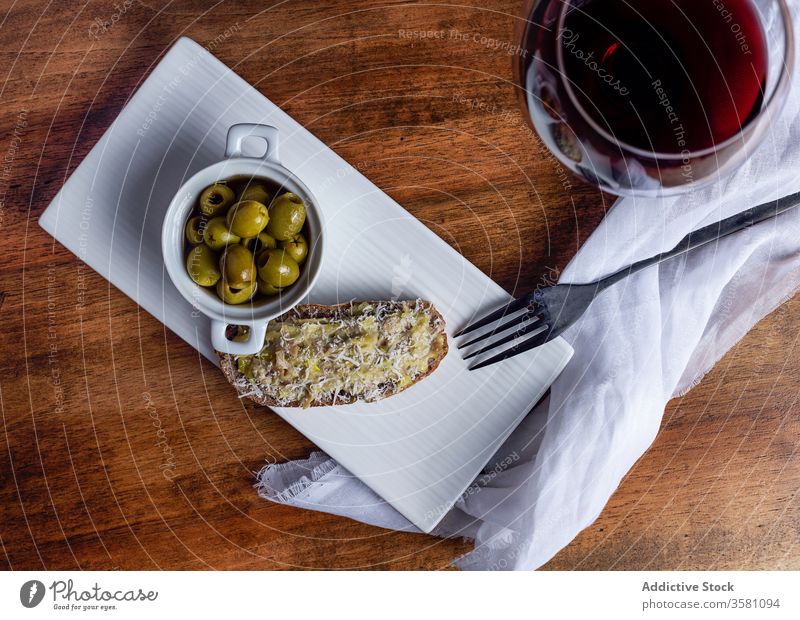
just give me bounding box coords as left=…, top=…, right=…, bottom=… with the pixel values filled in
left=39, top=38, right=573, bottom=533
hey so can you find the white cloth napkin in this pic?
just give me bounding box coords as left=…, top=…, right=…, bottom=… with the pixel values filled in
left=256, top=4, right=800, bottom=570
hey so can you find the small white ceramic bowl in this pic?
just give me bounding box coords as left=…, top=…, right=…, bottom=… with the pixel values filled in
left=162, top=123, right=324, bottom=355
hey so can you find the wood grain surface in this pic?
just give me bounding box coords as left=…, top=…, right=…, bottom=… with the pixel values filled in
left=1, top=0, right=798, bottom=570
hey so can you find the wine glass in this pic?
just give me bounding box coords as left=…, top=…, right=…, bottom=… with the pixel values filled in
left=513, top=0, right=794, bottom=196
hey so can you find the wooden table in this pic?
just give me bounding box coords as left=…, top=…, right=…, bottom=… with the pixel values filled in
left=2, top=0, right=799, bottom=570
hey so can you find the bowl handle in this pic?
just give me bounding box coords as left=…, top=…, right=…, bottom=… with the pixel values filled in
left=225, top=123, right=280, bottom=164
left=210, top=319, right=269, bottom=356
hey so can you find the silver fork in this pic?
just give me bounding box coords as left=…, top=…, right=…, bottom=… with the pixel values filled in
left=458, top=190, right=800, bottom=370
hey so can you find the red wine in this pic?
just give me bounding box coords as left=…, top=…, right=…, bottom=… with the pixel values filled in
left=557, top=0, right=768, bottom=153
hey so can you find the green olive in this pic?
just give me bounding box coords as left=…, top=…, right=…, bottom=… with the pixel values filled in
left=256, top=248, right=300, bottom=288
left=239, top=183, right=270, bottom=205
left=220, top=244, right=255, bottom=289
left=185, top=215, right=207, bottom=245
left=266, top=192, right=306, bottom=241
left=199, top=183, right=235, bottom=217
left=239, top=236, right=258, bottom=253
left=186, top=245, right=221, bottom=287
left=230, top=325, right=251, bottom=342
left=216, top=279, right=256, bottom=304
left=240, top=231, right=277, bottom=254
left=203, top=216, right=240, bottom=251
left=226, top=200, right=270, bottom=238
left=257, top=277, right=283, bottom=296
left=279, top=232, right=308, bottom=264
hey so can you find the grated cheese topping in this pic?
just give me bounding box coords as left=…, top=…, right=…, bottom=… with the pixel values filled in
left=234, top=300, right=446, bottom=408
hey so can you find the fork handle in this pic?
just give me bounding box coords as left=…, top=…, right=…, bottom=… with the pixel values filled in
left=594, top=190, right=800, bottom=291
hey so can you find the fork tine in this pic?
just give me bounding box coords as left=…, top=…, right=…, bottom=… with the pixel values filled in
left=468, top=328, right=553, bottom=371
left=455, top=296, right=531, bottom=337
left=458, top=311, right=543, bottom=350
left=462, top=320, right=547, bottom=360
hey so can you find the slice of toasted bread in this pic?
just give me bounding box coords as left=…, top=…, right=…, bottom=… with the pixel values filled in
left=219, top=300, right=448, bottom=408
